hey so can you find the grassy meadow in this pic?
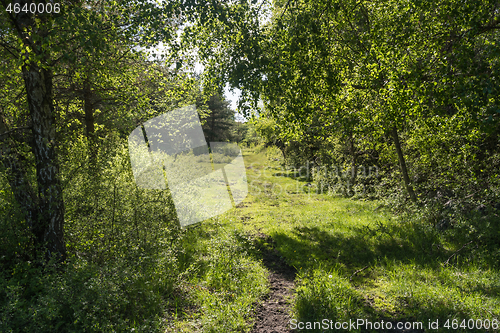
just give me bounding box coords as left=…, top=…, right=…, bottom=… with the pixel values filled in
left=173, top=146, right=500, bottom=332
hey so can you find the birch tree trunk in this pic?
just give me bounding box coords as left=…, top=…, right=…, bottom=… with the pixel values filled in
left=2, top=1, right=67, bottom=261
left=84, top=78, right=97, bottom=165
left=23, top=63, right=66, bottom=261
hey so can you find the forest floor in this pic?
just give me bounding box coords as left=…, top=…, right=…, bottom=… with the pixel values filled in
left=173, top=147, right=500, bottom=332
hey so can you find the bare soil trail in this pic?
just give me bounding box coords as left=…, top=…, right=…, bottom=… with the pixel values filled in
left=251, top=234, right=296, bottom=333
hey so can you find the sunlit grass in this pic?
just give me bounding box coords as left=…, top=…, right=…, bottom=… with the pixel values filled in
left=161, top=146, right=500, bottom=332
left=213, top=147, right=500, bottom=332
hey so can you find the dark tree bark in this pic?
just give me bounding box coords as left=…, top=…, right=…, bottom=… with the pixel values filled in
left=23, top=64, right=66, bottom=261
left=274, top=138, right=287, bottom=160
left=1, top=1, right=67, bottom=262
left=84, top=80, right=96, bottom=140
left=392, top=126, right=417, bottom=203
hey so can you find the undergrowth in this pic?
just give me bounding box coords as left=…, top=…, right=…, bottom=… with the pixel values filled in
left=1, top=144, right=499, bottom=332
left=0, top=136, right=267, bottom=332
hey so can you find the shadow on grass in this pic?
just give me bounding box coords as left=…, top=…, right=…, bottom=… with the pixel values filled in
left=266, top=221, right=500, bottom=332
left=271, top=171, right=312, bottom=182
left=271, top=221, right=449, bottom=274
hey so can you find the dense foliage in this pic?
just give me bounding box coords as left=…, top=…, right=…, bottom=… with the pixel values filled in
left=194, top=0, right=500, bottom=216
left=1, top=0, right=499, bottom=331
left=0, top=1, right=258, bottom=331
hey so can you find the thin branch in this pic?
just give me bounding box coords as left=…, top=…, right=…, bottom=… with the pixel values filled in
left=0, top=126, right=31, bottom=138
left=279, top=0, right=292, bottom=22
left=349, top=265, right=369, bottom=281
left=477, top=16, right=500, bottom=35
left=443, top=240, right=474, bottom=266
left=50, top=44, right=84, bottom=66
left=257, top=0, right=267, bottom=17
left=0, top=39, right=20, bottom=57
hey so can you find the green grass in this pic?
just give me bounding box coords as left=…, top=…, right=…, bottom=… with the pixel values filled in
left=176, top=146, right=500, bottom=332
left=6, top=144, right=495, bottom=332
left=165, top=221, right=268, bottom=333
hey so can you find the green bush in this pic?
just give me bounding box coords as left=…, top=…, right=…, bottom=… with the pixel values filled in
left=0, top=133, right=184, bottom=332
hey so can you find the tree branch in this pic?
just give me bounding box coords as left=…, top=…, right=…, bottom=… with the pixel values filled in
left=0, top=126, right=31, bottom=138
left=443, top=240, right=474, bottom=266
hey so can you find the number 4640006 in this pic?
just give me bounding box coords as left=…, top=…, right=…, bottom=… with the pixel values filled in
left=444, top=319, right=498, bottom=330
left=5, top=2, right=60, bottom=14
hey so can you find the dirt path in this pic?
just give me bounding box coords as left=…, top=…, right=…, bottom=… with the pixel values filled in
left=251, top=235, right=296, bottom=333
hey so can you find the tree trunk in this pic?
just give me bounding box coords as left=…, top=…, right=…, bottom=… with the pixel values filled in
left=274, top=138, right=287, bottom=160
left=349, top=132, right=357, bottom=185
left=83, top=79, right=97, bottom=164
left=23, top=64, right=66, bottom=262
left=2, top=0, right=67, bottom=263
left=84, top=80, right=95, bottom=140
left=391, top=126, right=417, bottom=203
